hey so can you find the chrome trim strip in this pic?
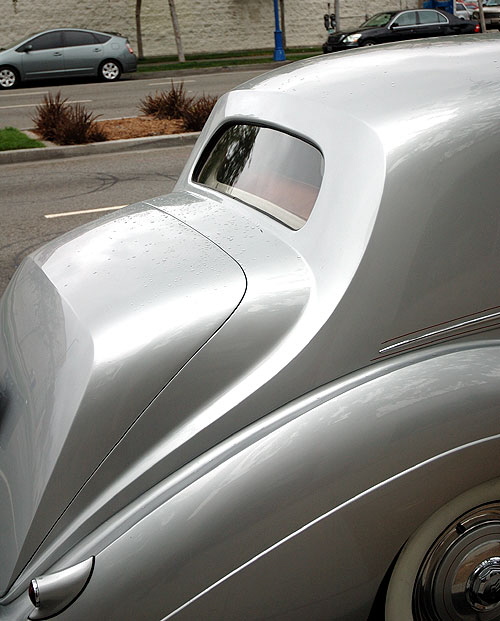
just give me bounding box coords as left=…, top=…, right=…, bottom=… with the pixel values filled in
left=379, top=310, right=500, bottom=354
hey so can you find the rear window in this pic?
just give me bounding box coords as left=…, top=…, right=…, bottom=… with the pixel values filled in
left=63, top=31, right=100, bottom=46
left=194, top=124, right=324, bottom=229
left=94, top=33, right=112, bottom=43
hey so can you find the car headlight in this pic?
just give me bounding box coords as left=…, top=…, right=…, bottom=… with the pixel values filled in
left=343, top=33, right=363, bottom=44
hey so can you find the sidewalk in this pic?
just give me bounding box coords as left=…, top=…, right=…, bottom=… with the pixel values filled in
left=0, top=60, right=289, bottom=166
left=0, top=131, right=200, bottom=165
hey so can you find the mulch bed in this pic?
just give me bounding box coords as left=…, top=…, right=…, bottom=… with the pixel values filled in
left=95, top=116, right=185, bottom=140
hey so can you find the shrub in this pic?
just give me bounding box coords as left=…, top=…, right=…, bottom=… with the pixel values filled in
left=54, top=104, right=106, bottom=145
left=33, top=92, right=106, bottom=145
left=32, top=92, right=68, bottom=142
left=180, top=94, right=218, bottom=132
left=139, top=80, right=193, bottom=119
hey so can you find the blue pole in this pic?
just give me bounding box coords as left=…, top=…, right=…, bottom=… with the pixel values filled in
left=273, top=0, right=286, bottom=61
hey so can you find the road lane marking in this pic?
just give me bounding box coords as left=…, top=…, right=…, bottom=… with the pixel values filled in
left=0, top=99, right=92, bottom=110
left=148, top=79, right=195, bottom=86
left=0, top=91, right=49, bottom=98
left=45, top=205, right=126, bottom=219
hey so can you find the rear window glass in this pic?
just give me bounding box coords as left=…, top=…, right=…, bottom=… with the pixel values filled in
left=94, top=33, right=111, bottom=43
left=194, top=124, right=324, bottom=229
left=63, top=31, right=99, bottom=46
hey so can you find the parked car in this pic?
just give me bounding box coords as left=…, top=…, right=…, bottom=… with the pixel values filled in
left=0, top=28, right=137, bottom=89
left=455, top=1, right=472, bottom=18
left=473, top=0, right=500, bottom=27
left=464, top=0, right=479, bottom=13
left=3, top=34, right=500, bottom=621
left=323, top=8, right=479, bottom=51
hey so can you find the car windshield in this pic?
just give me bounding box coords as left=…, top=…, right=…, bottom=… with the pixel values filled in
left=360, top=12, right=395, bottom=27
left=194, top=124, right=324, bottom=229
left=484, top=0, right=500, bottom=6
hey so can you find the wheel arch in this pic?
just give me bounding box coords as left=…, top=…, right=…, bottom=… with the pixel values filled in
left=8, top=344, right=500, bottom=619
left=67, top=435, right=500, bottom=621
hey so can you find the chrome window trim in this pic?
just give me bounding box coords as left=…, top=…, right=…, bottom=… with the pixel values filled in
left=378, top=309, right=500, bottom=357
left=389, top=11, right=419, bottom=27
left=416, top=9, right=450, bottom=24
left=193, top=122, right=324, bottom=230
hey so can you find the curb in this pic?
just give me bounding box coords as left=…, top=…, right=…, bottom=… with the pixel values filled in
left=0, top=131, right=201, bottom=165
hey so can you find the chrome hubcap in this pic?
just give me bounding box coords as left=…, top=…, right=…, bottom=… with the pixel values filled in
left=102, top=63, right=119, bottom=80
left=0, top=69, right=15, bottom=88
left=413, top=503, right=500, bottom=620
left=467, top=557, right=500, bottom=611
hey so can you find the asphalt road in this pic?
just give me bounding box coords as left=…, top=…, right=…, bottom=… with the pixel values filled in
left=0, top=67, right=273, bottom=295
left=0, top=143, right=193, bottom=295
left=0, top=68, right=266, bottom=129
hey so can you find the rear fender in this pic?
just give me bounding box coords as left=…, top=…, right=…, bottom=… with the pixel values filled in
left=6, top=342, right=500, bottom=620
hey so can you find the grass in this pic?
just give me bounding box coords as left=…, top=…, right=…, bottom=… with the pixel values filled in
left=0, top=127, right=45, bottom=151
left=137, top=46, right=322, bottom=73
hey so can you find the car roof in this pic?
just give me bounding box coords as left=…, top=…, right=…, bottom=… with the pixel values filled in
left=236, top=35, right=498, bottom=145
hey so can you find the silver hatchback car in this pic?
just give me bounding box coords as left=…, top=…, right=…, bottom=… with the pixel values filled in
left=0, top=28, right=137, bottom=89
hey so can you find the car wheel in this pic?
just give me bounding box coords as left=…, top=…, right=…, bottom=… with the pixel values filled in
left=361, top=40, right=376, bottom=46
left=0, top=66, right=19, bottom=89
left=99, top=60, right=122, bottom=82
left=385, top=478, right=500, bottom=620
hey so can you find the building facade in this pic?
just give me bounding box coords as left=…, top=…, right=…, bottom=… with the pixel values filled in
left=3, top=0, right=417, bottom=57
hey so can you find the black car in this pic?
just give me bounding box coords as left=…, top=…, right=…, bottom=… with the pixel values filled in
left=323, top=8, right=480, bottom=52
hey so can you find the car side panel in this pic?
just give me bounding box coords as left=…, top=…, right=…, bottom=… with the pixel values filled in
left=8, top=344, right=499, bottom=621
left=168, top=439, right=500, bottom=621
left=62, top=44, right=103, bottom=75
left=21, top=47, right=65, bottom=79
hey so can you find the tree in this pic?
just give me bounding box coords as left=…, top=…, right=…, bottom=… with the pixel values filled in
left=279, top=0, right=286, bottom=48
left=168, top=0, right=185, bottom=62
left=135, top=0, right=144, bottom=60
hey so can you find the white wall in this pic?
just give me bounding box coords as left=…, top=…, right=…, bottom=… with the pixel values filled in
left=2, top=0, right=417, bottom=57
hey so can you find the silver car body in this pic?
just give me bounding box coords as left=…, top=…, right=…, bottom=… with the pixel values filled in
left=0, top=28, right=136, bottom=87
left=455, top=1, right=471, bottom=18
left=2, top=35, right=500, bottom=620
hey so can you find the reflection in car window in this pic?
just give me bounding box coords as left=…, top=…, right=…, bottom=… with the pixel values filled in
left=361, top=12, right=395, bottom=27
left=418, top=10, right=447, bottom=23
left=194, top=124, right=324, bottom=229
left=28, top=31, right=63, bottom=51
left=393, top=11, right=418, bottom=26
left=63, top=31, right=98, bottom=47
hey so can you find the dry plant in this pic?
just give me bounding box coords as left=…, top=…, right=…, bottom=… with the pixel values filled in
left=139, top=80, right=193, bottom=119
left=180, top=94, right=218, bottom=131
left=33, top=92, right=106, bottom=145
left=32, top=92, right=68, bottom=142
